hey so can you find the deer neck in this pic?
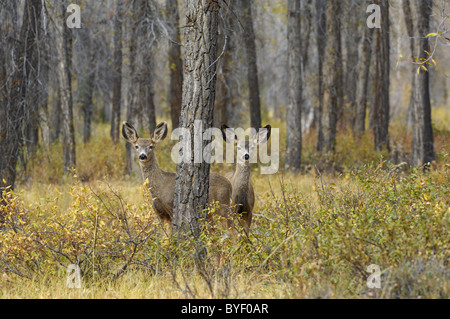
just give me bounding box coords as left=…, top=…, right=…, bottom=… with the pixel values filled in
left=139, top=154, right=164, bottom=196
left=233, top=163, right=251, bottom=191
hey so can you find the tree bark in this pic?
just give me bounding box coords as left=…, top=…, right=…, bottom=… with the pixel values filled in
left=213, top=7, right=235, bottom=129
left=167, top=0, right=183, bottom=130
left=82, top=40, right=96, bottom=143
left=240, top=0, right=261, bottom=129
left=172, top=0, right=219, bottom=238
left=354, top=23, right=374, bottom=135
left=411, top=0, right=435, bottom=167
left=315, top=0, right=326, bottom=151
left=373, top=0, right=390, bottom=152
left=0, top=0, right=42, bottom=190
left=54, top=2, right=76, bottom=172
left=320, top=0, right=341, bottom=153
left=344, top=0, right=362, bottom=129
left=285, top=0, right=303, bottom=172
left=110, top=0, right=123, bottom=144
left=403, top=0, right=415, bottom=130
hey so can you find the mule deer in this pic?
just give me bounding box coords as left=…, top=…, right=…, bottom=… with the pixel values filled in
left=122, top=121, right=233, bottom=232
left=221, top=124, right=271, bottom=236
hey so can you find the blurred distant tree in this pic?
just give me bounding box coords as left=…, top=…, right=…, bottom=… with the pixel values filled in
left=411, top=0, right=435, bottom=167
left=285, top=0, right=303, bottom=172
left=240, top=0, right=261, bottom=129
left=0, top=0, right=43, bottom=190
left=110, top=0, right=123, bottom=145
left=166, top=0, right=183, bottom=130
left=320, top=0, right=341, bottom=153
left=315, top=0, right=326, bottom=151
left=373, top=0, right=390, bottom=152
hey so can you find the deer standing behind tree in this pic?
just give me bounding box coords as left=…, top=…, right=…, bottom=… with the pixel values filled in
left=221, top=125, right=271, bottom=236
left=122, top=122, right=234, bottom=234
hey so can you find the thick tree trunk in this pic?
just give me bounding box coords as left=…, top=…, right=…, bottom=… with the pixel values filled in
left=240, top=0, right=261, bottom=129
left=285, top=0, right=302, bottom=172
left=167, top=0, right=183, bottom=130
left=373, top=0, right=390, bottom=152
left=110, top=0, right=123, bottom=144
left=172, top=0, right=219, bottom=238
left=320, top=0, right=341, bottom=153
left=411, top=0, right=435, bottom=167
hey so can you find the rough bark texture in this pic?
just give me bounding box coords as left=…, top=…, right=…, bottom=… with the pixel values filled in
left=373, top=0, right=390, bottom=152
left=285, top=0, right=303, bottom=172
left=172, top=0, right=220, bottom=238
left=167, top=0, right=183, bottom=130
left=411, top=0, right=435, bottom=167
left=320, top=0, right=341, bottom=153
left=240, top=0, right=261, bottom=129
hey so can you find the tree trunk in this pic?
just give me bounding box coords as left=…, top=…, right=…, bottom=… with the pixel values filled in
left=373, top=0, right=390, bottom=152
left=344, top=0, right=362, bottom=129
left=125, top=0, right=141, bottom=176
left=320, top=0, right=341, bottom=153
left=110, top=0, right=123, bottom=144
left=315, top=0, right=326, bottom=151
left=0, top=0, right=42, bottom=190
left=166, top=0, right=183, bottom=130
left=54, top=2, right=76, bottom=172
left=354, top=23, right=374, bottom=135
left=240, top=0, right=261, bottom=129
left=285, top=0, right=302, bottom=172
left=403, top=0, right=415, bottom=131
left=82, top=42, right=96, bottom=143
left=411, top=0, right=435, bottom=167
left=213, top=8, right=235, bottom=129
left=172, top=0, right=219, bottom=238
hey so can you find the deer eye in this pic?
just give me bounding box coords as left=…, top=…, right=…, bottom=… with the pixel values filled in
left=149, top=145, right=153, bottom=150
left=135, top=145, right=139, bottom=149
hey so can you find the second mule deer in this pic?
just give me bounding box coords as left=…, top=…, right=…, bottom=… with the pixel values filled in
left=122, top=121, right=233, bottom=232
left=221, top=124, right=271, bottom=236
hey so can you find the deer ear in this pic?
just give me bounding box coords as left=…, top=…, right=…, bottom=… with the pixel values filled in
left=257, top=125, right=271, bottom=144
left=221, top=124, right=237, bottom=144
left=122, top=122, right=139, bottom=143
left=153, top=122, right=168, bottom=143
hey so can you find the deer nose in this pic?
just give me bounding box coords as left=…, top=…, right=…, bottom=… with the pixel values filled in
left=244, top=154, right=250, bottom=161
left=139, top=154, right=147, bottom=161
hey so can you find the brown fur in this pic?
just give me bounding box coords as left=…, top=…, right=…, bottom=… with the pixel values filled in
left=122, top=122, right=233, bottom=232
